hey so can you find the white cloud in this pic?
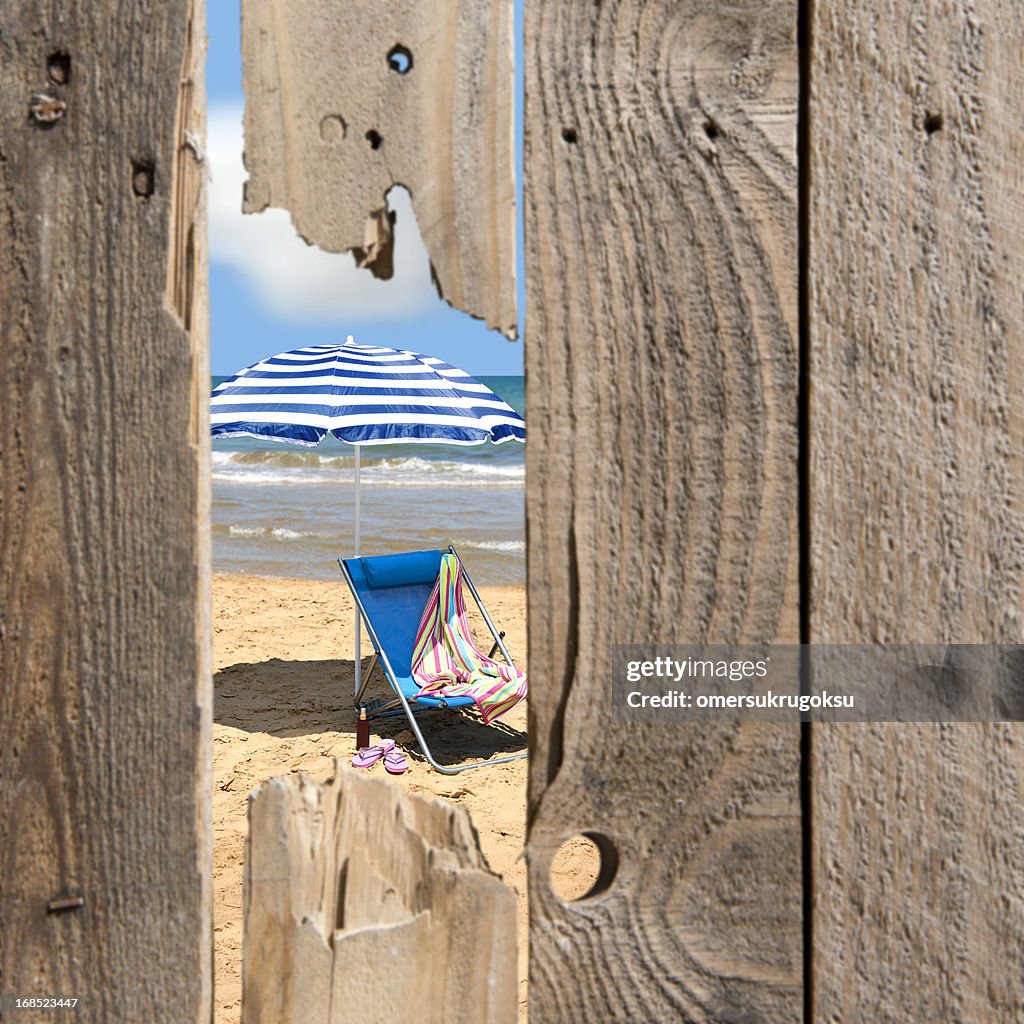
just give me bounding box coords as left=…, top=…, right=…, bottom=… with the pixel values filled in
left=206, top=102, right=438, bottom=321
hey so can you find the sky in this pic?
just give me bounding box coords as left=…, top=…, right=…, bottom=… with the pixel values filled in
left=205, top=1, right=524, bottom=377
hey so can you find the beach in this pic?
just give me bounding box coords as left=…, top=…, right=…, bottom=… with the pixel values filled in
left=211, top=571, right=562, bottom=1022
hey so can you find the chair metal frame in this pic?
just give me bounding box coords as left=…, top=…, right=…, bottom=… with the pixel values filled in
left=338, top=544, right=528, bottom=775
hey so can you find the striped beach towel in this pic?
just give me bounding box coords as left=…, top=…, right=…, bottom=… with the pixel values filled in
left=411, top=554, right=528, bottom=724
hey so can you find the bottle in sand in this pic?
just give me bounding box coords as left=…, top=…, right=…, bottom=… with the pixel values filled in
left=356, top=706, right=370, bottom=750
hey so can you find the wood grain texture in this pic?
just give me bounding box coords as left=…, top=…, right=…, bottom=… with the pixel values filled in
left=808, top=1, right=1024, bottom=1020
left=0, top=1, right=211, bottom=1020
left=241, top=0, right=516, bottom=336
left=524, top=2, right=802, bottom=1020
left=243, top=765, right=517, bottom=1024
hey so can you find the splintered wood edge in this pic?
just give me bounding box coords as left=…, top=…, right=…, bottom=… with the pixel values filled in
left=239, top=0, right=517, bottom=337
left=243, top=764, right=517, bottom=1023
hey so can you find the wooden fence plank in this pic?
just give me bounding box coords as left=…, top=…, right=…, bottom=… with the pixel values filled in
left=243, top=766, right=517, bottom=1024
left=0, top=1, right=211, bottom=1020
left=808, top=2, right=1024, bottom=1020
left=523, top=3, right=802, bottom=1020
left=240, top=0, right=516, bottom=336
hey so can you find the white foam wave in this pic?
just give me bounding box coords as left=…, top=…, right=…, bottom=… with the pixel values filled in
left=213, top=448, right=522, bottom=477
left=213, top=470, right=346, bottom=485
left=458, top=540, right=526, bottom=553
left=227, top=525, right=339, bottom=540
left=212, top=452, right=524, bottom=489
left=374, top=456, right=522, bottom=480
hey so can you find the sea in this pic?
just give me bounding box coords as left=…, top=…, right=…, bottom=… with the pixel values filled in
left=210, top=375, right=526, bottom=587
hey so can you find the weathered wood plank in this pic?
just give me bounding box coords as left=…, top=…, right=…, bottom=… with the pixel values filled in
left=240, top=0, right=516, bottom=336
left=524, top=2, right=802, bottom=1020
left=0, top=1, right=211, bottom=1020
left=243, top=765, right=517, bottom=1024
left=808, top=1, right=1024, bottom=1020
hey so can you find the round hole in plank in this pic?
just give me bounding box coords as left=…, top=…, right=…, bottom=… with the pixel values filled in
left=365, top=129, right=383, bottom=150
left=319, top=115, right=347, bottom=143
left=549, top=831, right=618, bottom=902
left=387, top=45, right=413, bottom=75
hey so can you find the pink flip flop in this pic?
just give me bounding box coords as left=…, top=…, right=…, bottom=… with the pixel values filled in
left=384, top=748, right=410, bottom=775
left=352, top=744, right=384, bottom=769
left=351, top=738, right=396, bottom=770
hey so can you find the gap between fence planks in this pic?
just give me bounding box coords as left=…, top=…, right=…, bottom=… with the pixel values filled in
left=240, top=0, right=516, bottom=337
left=808, top=2, right=1024, bottom=1020
left=243, top=765, right=517, bottom=1024
left=523, top=2, right=802, bottom=1021
left=0, top=1, right=211, bottom=1020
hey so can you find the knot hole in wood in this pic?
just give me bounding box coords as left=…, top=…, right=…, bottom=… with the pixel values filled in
left=550, top=831, right=618, bottom=903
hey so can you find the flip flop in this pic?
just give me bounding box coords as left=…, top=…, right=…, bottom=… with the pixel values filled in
left=351, top=738, right=397, bottom=770
left=384, top=749, right=410, bottom=775
left=351, top=744, right=385, bottom=769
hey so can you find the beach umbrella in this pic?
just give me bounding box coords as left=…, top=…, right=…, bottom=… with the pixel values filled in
left=210, top=338, right=526, bottom=694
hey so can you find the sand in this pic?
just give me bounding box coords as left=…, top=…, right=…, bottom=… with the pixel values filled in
left=211, top=571, right=589, bottom=1022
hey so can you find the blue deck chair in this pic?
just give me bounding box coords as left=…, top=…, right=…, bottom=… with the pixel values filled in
left=338, top=545, right=528, bottom=774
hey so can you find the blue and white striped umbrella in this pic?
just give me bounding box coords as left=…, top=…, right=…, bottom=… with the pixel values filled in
left=210, top=341, right=525, bottom=447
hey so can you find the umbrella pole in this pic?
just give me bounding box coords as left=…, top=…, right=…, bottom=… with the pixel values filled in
left=354, top=446, right=362, bottom=703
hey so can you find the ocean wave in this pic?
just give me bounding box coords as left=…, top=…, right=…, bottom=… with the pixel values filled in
left=212, top=451, right=524, bottom=488
left=224, top=525, right=341, bottom=540
left=374, top=456, right=521, bottom=480
left=457, top=539, right=526, bottom=553
left=212, top=470, right=347, bottom=485
left=211, top=449, right=326, bottom=469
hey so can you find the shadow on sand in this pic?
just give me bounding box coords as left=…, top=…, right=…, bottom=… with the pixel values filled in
left=214, top=657, right=527, bottom=766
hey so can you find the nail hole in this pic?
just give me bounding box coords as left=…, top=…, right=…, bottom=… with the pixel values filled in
left=561, top=126, right=578, bottom=145
left=924, top=111, right=943, bottom=135
left=365, top=129, right=383, bottom=150
left=131, top=159, right=155, bottom=198
left=549, top=832, right=618, bottom=902
left=704, top=118, right=721, bottom=142
left=387, top=45, right=413, bottom=75
left=47, top=51, right=71, bottom=86
left=319, top=114, right=347, bottom=143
